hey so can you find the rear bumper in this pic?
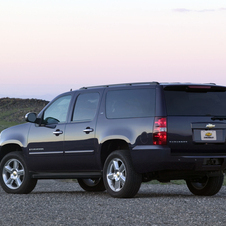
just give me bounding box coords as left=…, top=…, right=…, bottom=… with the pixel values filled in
left=131, top=145, right=226, bottom=174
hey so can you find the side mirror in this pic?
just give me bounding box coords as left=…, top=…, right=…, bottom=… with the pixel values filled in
left=25, top=112, right=37, bottom=123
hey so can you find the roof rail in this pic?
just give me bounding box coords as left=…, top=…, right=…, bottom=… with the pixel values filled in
left=204, top=83, right=216, bottom=85
left=161, top=82, right=216, bottom=86
left=80, top=82, right=159, bottom=90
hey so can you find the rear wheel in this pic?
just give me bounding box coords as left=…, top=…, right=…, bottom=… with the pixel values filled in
left=0, top=152, right=37, bottom=194
left=103, top=150, right=142, bottom=198
left=186, top=174, right=224, bottom=196
left=77, top=178, right=106, bottom=192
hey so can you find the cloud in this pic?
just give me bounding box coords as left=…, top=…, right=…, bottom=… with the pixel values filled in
left=173, top=8, right=192, bottom=13
left=197, top=9, right=215, bottom=13
left=173, top=8, right=226, bottom=13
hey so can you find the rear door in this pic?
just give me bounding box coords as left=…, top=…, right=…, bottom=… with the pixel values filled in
left=164, top=85, right=226, bottom=155
left=63, top=90, right=103, bottom=171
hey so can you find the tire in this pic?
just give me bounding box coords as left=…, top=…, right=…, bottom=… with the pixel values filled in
left=186, top=174, right=224, bottom=196
left=0, top=152, right=37, bottom=194
left=77, top=178, right=106, bottom=192
left=103, top=150, right=142, bottom=198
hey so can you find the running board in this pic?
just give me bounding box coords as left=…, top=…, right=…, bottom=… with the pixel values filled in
left=31, top=171, right=102, bottom=179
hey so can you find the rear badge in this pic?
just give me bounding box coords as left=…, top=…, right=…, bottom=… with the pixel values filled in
left=206, top=124, right=215, bottom=129
left=169, top=141, right=188, bottom=143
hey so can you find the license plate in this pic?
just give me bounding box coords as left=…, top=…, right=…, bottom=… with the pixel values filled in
left=201, top=130, right=217, bottom=141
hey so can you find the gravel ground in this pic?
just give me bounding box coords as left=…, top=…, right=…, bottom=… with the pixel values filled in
left=0, top=180, right=226, bottom=226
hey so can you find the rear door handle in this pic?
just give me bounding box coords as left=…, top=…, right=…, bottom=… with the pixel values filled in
left=53, top=129, right=63, bottom=136
left=83, top=127, right=94, bottom=134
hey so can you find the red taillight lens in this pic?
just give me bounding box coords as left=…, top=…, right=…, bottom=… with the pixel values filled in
left=153, top=117, right=167, bottom=145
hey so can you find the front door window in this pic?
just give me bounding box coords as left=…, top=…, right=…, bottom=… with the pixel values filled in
left=43, top=95, right=72, bottom=124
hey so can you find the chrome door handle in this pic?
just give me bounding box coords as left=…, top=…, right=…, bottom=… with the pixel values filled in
left=83, top=127, right=94, bottom=134
left=53, top=130, right=63, bottom=136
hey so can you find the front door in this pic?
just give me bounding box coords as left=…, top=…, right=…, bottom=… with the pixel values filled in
left=27, top=94, right=72, bottom=171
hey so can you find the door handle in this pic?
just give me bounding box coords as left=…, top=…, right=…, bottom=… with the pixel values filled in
left=53, top=129, right=63, bottom=136
left=83, top=127, right=94, bottom=134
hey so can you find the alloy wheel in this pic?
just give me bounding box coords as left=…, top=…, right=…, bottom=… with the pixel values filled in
left=106, top=158, right=126, bottom=192
left=2, top=158, right=25, bottom=190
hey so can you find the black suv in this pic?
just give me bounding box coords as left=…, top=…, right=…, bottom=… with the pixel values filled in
left=1, top=82, right=226, bottom=198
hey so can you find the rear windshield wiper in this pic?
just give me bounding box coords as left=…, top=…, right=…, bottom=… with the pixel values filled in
left=211, top=116, right=226, bottom=121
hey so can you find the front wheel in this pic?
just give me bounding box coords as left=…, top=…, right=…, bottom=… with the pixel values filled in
left=186, top=174, right=224, bottom=196
left=103, top=150, right=142, bottom=198
left=77, top=178, right=106, bottom=192
left=0, top=152, right=37, bottom=194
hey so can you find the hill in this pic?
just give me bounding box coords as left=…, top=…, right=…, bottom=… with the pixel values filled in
left=0, top=97, right=49, bottom=132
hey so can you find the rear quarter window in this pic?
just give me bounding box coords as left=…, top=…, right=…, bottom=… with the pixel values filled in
left=106, top=88, right=155, bottom=119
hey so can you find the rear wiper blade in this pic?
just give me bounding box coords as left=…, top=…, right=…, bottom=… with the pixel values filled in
left=211, top=116, right=226, bottom=120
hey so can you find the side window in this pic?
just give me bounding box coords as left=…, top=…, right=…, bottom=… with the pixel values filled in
left=43, top=95, right=72, bottom=124
left=72, top=93, right=100, bottom=122
left=106, top=89, right=155, bottom=119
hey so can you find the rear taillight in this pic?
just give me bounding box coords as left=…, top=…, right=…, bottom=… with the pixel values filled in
left=153, top=117, right=167, bottom=145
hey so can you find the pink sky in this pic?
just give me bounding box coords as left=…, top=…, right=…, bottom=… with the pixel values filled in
left=0, top=1, right=226, bottom=100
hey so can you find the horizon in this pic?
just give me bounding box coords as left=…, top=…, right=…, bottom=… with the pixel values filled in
left=1, top=80, right=226, bottom=101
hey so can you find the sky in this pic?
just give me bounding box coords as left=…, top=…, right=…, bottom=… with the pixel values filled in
left=0, top=0, right=226, bottom=100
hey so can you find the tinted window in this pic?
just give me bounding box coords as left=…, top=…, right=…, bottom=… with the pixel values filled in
left=72, top=93, right=100, bottom=121
left=106, top=89, right=155, bottom=119
left=43, top=95, right=72, bottom=124
left=164, top=90, right=226, bottom=116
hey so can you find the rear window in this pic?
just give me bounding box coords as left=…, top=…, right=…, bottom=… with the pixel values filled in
left=164, top=86, right=226, bottom=116
left=106, top=88, right=155, bottom=119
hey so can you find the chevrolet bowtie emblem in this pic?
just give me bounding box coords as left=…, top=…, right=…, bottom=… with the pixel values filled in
left=206, top=124, right=215, bottom=129
left=205, top=132, right=212, bottom=137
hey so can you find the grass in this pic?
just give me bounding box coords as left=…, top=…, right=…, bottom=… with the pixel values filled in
left=0, top=121, right=19, bottom=132
left=0, top=97, right=48, bottom=132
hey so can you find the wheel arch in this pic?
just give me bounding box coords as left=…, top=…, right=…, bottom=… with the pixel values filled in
left=0, top=143, right=23, bottom=163
left=100, top=139, right=130, bottom=167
